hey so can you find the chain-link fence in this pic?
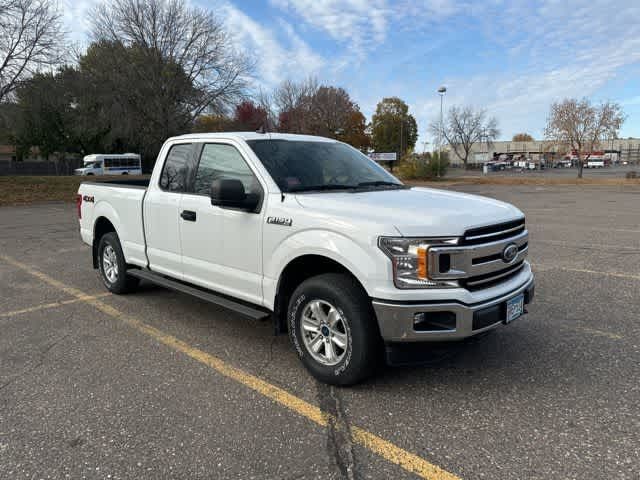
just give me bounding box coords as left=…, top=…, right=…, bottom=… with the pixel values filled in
left=0, top=158, right=84, bottom=176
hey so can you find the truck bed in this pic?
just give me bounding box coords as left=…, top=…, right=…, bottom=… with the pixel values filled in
left=78, top=179, right=149, bottom=267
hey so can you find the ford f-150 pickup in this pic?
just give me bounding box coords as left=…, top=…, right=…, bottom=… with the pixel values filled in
left=77, top=132, right=534, bottom=385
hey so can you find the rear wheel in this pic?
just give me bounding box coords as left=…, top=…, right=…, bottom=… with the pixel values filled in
left=97, top=232, right=139, bottom=294
left=288, top=273, right=381, bottom=385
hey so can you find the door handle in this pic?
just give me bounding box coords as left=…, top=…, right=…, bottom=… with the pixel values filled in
left=180, top=210, right=197, bottom=222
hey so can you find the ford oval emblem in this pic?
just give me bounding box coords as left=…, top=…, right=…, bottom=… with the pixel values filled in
left=502, top=243, right=519, bottom=263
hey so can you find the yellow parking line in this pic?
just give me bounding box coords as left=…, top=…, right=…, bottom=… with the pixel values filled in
left=0, top=254, right=460, bottom=480
left=576, top=327, right=623, bottom=340
left=0, top=293, right=111, bottom=318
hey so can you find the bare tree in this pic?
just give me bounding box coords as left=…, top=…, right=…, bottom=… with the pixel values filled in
left=253, top=87, right=277, bottom=131
left=0, top=0, right=64, bottom=102
left=91, top=0, right=252, bottom=117
left=272, top=77, right=318, bottom=133
left=430, top=106, right=499, bottom=168
left=544, top=98, right=625, bottom=178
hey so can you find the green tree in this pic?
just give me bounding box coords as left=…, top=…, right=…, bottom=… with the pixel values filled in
left=371, top=97, right=418, bottom=156
left=12, top=41, right=202, bottom=168
left=397, top=151, right=448, bottom=180
left=79, top=40, right=197, bottom=164
left=193, top=114, right=235, bottom=133
left=91, top=0, right=250, bottom=118
left=12, top=69, right=100, bottom=160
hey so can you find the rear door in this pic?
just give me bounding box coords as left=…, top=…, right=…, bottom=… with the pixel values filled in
left=179, top=141, right=265, bottom=305
left=144, top=142, right=197, bottom=279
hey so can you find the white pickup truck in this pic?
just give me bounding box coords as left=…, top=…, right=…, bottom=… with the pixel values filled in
left=77, top=132, right=534, bottom=385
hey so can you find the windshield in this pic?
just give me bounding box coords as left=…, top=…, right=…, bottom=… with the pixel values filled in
left=84, top=162, right=101, bottom=169
left=246, top=140, right=404, bottom=193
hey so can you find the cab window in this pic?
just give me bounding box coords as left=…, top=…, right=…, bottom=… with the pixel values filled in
left=193, top=144, right=260, bottom=196
left=160, top=144, right=193, bottom=192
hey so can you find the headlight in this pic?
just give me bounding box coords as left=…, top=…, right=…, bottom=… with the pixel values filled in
left=378, top=237, right=459, bottom=289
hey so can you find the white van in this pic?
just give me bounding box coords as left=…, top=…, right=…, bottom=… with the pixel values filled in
left=75, top=154, right=142, bottom=176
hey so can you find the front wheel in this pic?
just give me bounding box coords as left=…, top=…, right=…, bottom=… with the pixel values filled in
left=97, top=232, right=139, bottom=294
left=288, top=273, right=381, bottom=386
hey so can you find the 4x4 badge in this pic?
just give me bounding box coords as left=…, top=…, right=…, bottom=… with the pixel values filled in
left=267, top=216, right=292, bottom=227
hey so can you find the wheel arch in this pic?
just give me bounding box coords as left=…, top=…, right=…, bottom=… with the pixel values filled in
left=92, top=216, right=118, bottom=268
left=273, top=254, right=369, bottom=334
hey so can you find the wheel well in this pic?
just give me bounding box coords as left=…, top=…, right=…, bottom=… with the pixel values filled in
left=273, top=255, right=367, bottom=334
left=92, top=217, right=116, bottom=268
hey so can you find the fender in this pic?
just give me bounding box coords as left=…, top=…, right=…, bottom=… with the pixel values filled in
left=263, top=229, right=383, bottom=310
left=91, top=202, right=124, bottom=265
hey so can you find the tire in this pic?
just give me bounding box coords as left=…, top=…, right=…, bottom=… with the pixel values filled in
left=288, top=273, right=381, bottom=386
left=97, top=232, right=139, bottom=294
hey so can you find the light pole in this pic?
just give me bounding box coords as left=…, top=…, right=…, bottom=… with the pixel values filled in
left=437, top=86, right=447, bottom=177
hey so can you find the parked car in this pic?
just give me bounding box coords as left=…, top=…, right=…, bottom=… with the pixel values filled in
left=586, top=159, right=605, bottom=168
left=554, top=160, right=572, bottom=168
left=77, top=133, right=534, bottom=385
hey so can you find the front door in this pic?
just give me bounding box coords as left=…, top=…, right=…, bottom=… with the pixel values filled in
left=180, top=142, right=265, bottom=305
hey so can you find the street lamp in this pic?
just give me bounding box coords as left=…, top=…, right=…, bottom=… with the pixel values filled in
left=437, top=86, right=447, bottom=177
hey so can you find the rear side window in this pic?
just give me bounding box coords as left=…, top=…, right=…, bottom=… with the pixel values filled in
left=193, top=144, right=258, bottom=195
left=160, top=144, right=192, bottom=192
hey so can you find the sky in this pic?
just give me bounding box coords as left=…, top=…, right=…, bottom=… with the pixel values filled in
left=65, top=0, right=640, bottom=142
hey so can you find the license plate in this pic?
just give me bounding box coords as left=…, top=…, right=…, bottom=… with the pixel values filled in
left=505, top=294, right=524, bottom=324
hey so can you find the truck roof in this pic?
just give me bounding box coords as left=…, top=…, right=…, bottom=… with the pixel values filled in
left=167, top=132, right=337, bottom=143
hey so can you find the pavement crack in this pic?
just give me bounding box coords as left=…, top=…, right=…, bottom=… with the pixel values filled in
left=316, top=383, right=358, bottom=480
left=256, top=335, right=278, bottom=377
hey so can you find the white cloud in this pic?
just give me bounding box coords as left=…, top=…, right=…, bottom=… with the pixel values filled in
left=63, top=0, right=100, bottom=44
left=220, top=2, right=326, bottom=86
left=407, top=0, right=640, bottom=139
left=270, top=0, right=389, bottom=58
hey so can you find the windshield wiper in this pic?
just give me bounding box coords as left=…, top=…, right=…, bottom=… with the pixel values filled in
left=355, top=181, right=406, bottom=189
left=288, top=184, right=356, bottom=193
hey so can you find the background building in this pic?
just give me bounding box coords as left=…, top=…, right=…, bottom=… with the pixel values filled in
left=444, top=138, right=640, bottom=167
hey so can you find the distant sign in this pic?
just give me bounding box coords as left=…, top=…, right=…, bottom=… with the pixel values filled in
left=369, top=152, right=397, bottom=162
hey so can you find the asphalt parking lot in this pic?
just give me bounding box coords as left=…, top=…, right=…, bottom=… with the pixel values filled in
left=447, top=164, right=638, bottom=179
left=1, top=184, right=639, bottom=480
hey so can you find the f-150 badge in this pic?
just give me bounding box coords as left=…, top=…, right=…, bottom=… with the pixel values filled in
left=267, top=216, right=292, bottom=227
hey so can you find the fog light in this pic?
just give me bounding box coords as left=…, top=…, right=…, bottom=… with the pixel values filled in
left=413, top=311, right=456, bottom=331
left=413, top=312, right=427, bottom=326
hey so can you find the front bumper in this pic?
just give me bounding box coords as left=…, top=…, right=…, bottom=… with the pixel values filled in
left=372, top=274, right=534, bottom=342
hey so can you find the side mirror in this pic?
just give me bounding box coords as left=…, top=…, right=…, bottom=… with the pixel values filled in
left=210, top=178, right=260, bottom=212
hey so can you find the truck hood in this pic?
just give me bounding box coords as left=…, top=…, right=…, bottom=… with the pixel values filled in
left=294, top=187, right=523, bottom=237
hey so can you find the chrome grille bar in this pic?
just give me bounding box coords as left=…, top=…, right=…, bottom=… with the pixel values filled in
left=465, top=262, right=525, bottom=287
left=465, top=223, right=526, bottom=241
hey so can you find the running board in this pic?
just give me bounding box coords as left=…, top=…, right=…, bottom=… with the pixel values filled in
left=128, top=269, right=270, bottom=320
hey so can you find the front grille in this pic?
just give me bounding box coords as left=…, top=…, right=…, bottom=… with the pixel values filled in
left=427, top=218, right=529, bottom=292
left=461, top=261, right=525, bottom=291
left=462, top=218, right=526, bottom=246
left=472, top=242, right=528, bottom=265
